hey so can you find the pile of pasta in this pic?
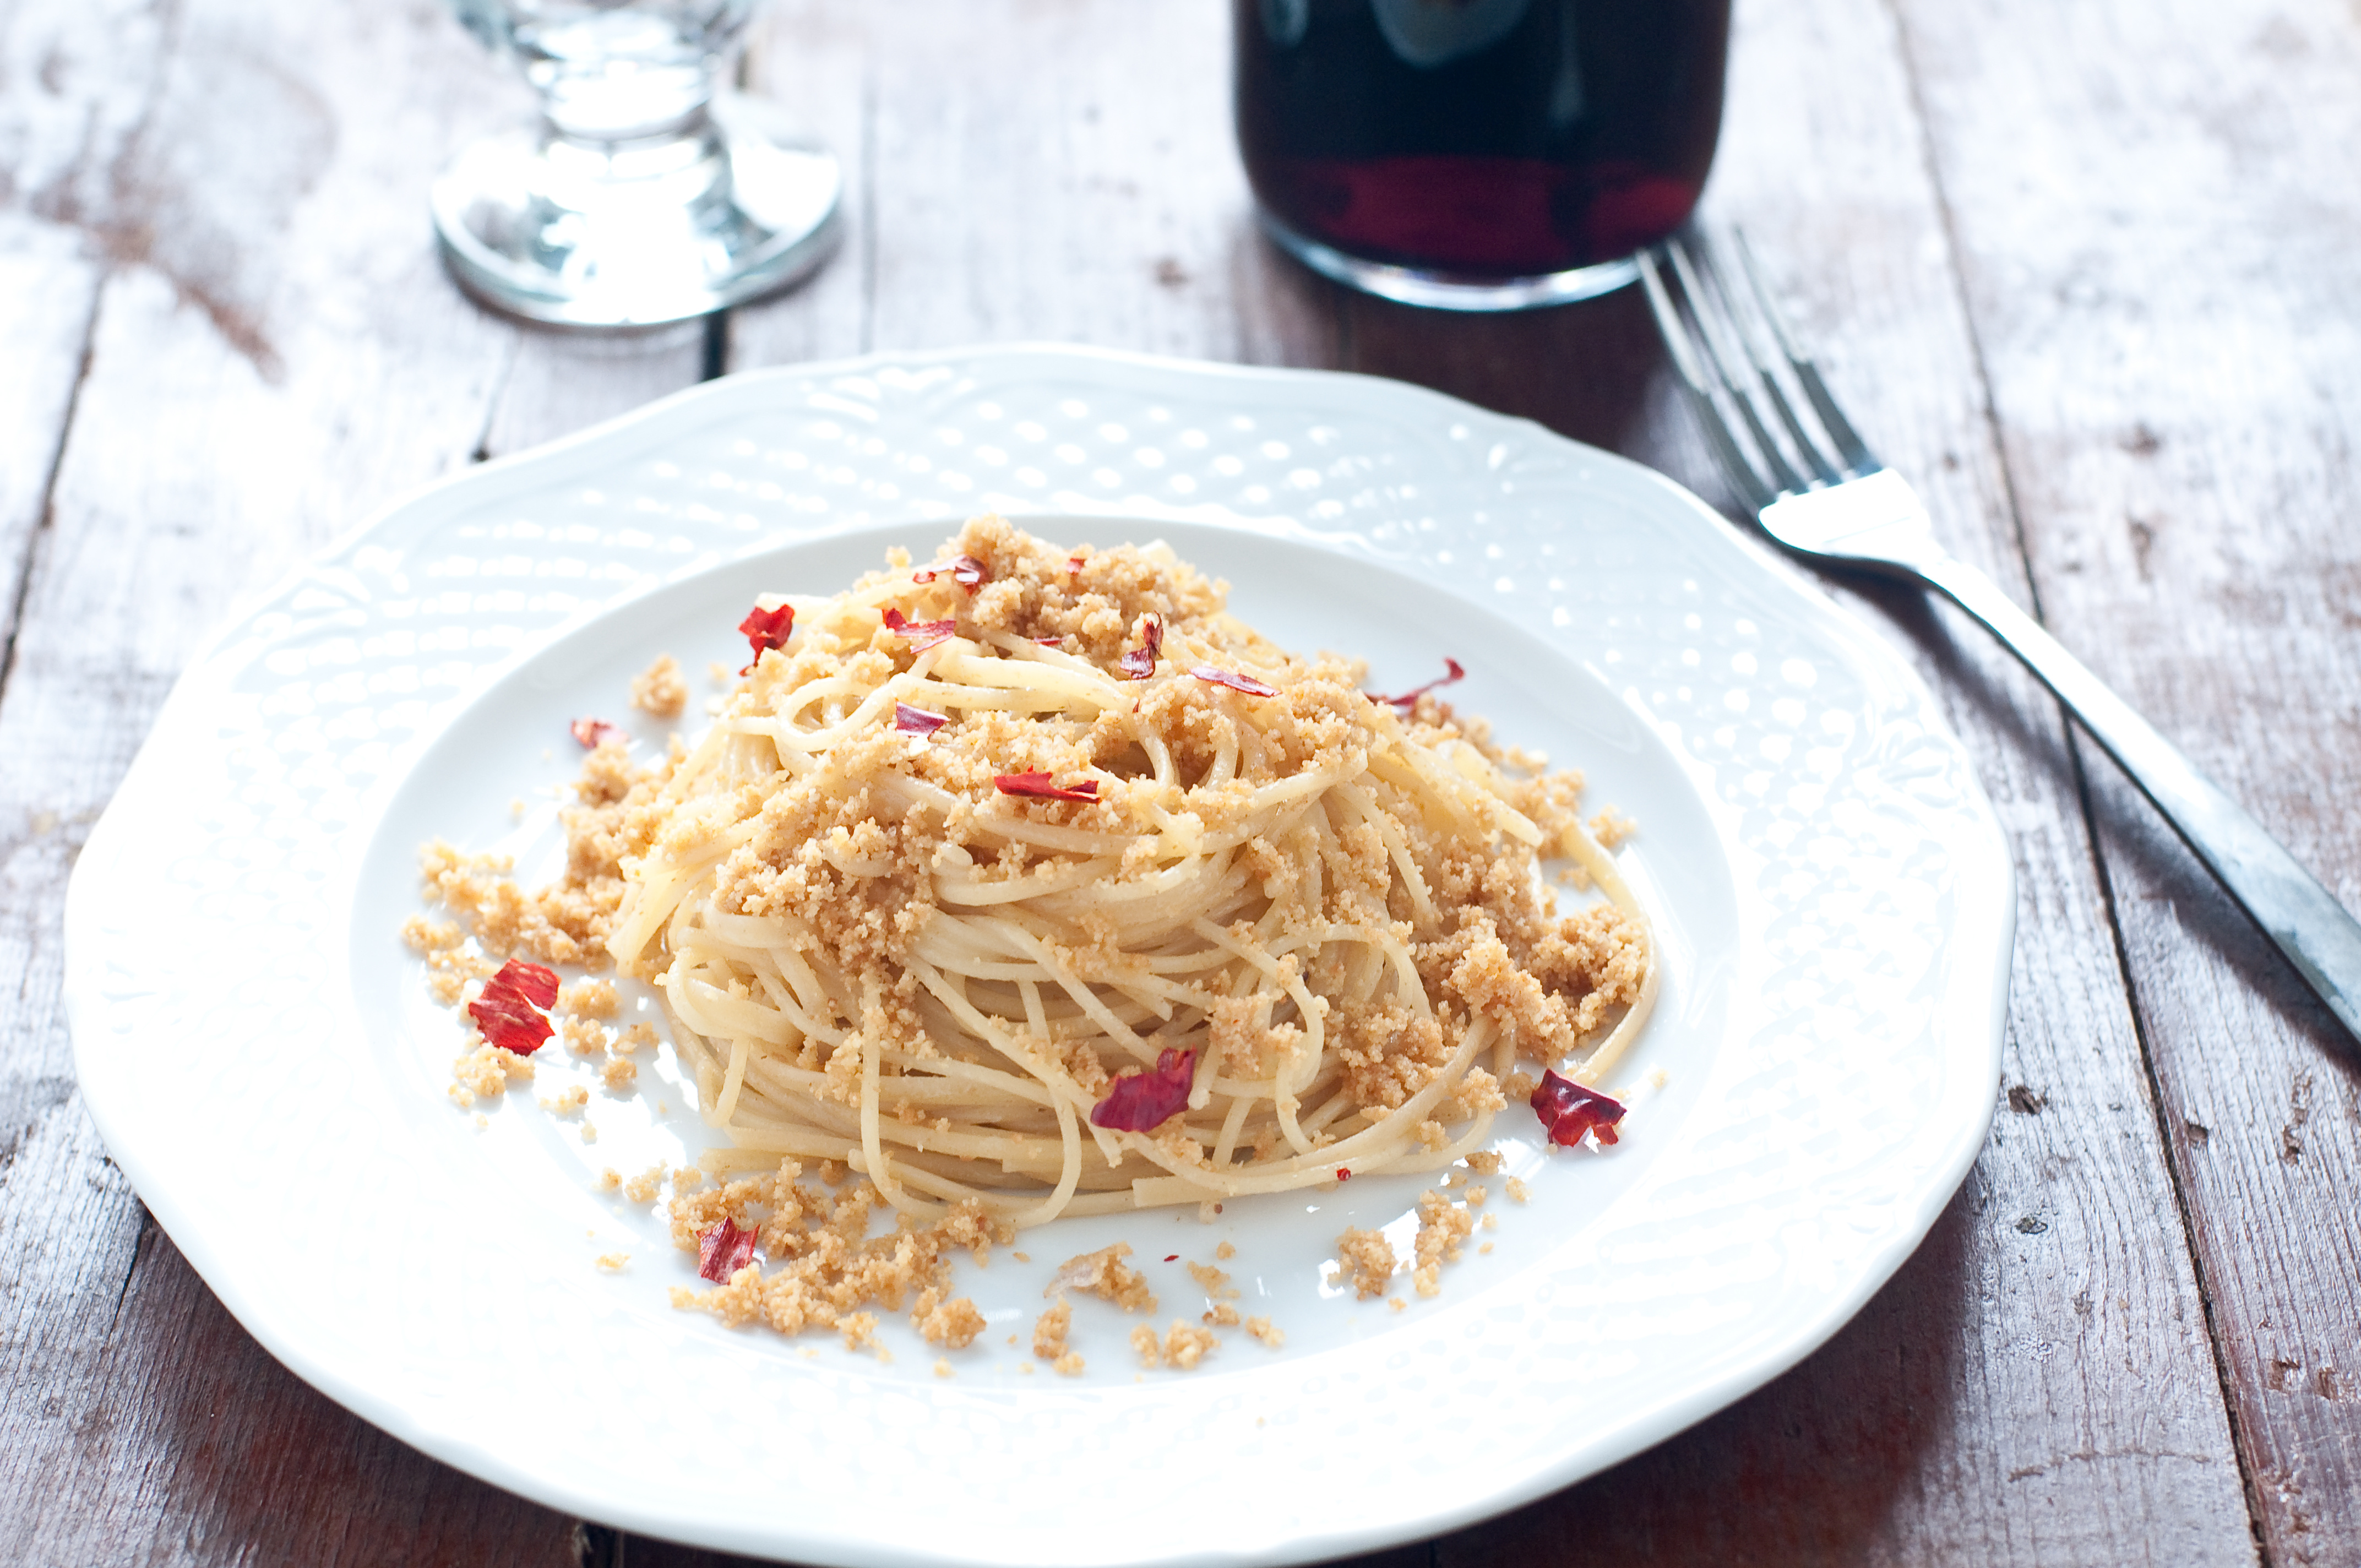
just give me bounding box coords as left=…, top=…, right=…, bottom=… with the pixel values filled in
left=593, top=515, right=1653, bottom=1229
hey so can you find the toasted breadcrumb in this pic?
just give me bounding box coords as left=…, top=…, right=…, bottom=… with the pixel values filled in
left=1053, top=1351, right=1086, bottom=1376
left=1389, top=1297, right=1407, bottom=1312
left=1465, top=1183, right=1488, bottom=1207
left=621, top=1022, right=658, bottom=1052
left=916, top=1295, right=987, bottom=1349
left=840, top=1312, right=880, bottom=1354
left=1033, top=1299, right=1073, bottom=1361
left=1332, top=1227, right=1397, bottom=1299
left=1163, top=1321, right=1218, bottom=1370
left=561, top=1016, right=611, bottom=1057
left=1130, top=1324, right=1160, bottom=1366
left=448, top=1042, right=532, bottom=1106
left=632, top=654, right=689, bottom=719
left=1245, top=1315, right=1285, bottom=1349
left=1480, top=1242, right=1494, bottom=1254
left=1413, top=1190, right=1475, bottom=1299
left=580, top=1123, right=597, bottom=1143
left=933, top=1358, right=953, bottom=1379
left=624, top=1164, right=667, bottom=1202
left=597, top=1168, right=622, bottom=1191
left=1465, top=1150, right=1504, bottom=1175
left=540, top=1086, right=590, bottom=1114
left=1012, top=1251, right=1031, bottom=1264
left=600, top=1057, right=639, bottom=1090
left=1215, top=1240, right=1236, bottom=1260
left=1049, top=1243, right=1156, bottom=1313
left=595, top=1253, right=629, bottom=1271
left=1481, top=1212, right=1497, bottom=1231
left=1203, top=1303, right=1242, bottom=1327
left=1506, top=1176, right=1531, bottom=1204
left=1187, top=1262, right=1239, bottom=1299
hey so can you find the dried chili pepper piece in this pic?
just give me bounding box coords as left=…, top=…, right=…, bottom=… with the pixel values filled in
left=993, top=770, right=1100, bottom=803
left=1372, top=657, right=1467, bottom=709
left=738, top=603, right=796, bottom=673
left=1118, top=614, right=1163, bottom=680
left=895, top=703, right=950, bottom=737
left=1090, top=1048, right=1196, bottom=1132
left=697, top=1217, right=761, bottom=1282
left=570, top=717, right=626, bottom=749
left=1191, top=665, right=1278, bottom=698
left=912, top=553, right=989, bottom=592
left=883, top=608, right=959, bottom=651
left=1531, top=1069, right=1626, bottom=1147
left=467, top=959, right=562, bottom=1055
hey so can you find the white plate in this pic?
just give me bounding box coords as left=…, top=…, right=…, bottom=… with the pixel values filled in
left=68, top=346, right=2011, bottom=1567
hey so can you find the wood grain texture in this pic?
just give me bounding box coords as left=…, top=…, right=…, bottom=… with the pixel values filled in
left=1890, top=0, right=2361, bottom=1558
left=732, top=0, right=1337, bottom=372
left=0, top=0, right=684, bottom=1559
left=1396, top=0, right=2254, bottom=1559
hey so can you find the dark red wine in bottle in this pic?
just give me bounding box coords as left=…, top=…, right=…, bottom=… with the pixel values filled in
left=1234, top=0, right=1729, bottom=287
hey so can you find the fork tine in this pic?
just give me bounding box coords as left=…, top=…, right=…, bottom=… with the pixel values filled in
left=1728, top=230, right=1878, bottom=477
left=1661, top=235, right=1811, bottom=498
left=1638, top=247, right=1777, bottom=514
left=1683, top=235, right=1845, bottom=487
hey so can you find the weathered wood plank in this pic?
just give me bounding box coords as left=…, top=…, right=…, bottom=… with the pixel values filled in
left=1890, top=0, right=2361, bottom=1557
left=1389, top=0, right=2256, bottom=1560
left=731, top=0, right=1336, bottom=371
left=0, top=0, right=617, bottom=1558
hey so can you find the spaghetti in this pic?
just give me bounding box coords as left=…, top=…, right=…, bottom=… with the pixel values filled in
left=585, top=516, right=1655, bottom=1230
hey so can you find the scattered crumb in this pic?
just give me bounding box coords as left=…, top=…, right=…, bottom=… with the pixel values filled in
left=1187, top=1262, right=1238, bottom=1299
left=632, top=653, right=689, bottom=719
left=597, top=1168, right=622, bottom=1191
left=1647, top=1066, right=1670, bottom=1091
left=1465, top=1184, right=1488, bottom=1207
left=1412, top=1190, right=1474, bottom=1298
left=1465, top=1151, right=1504, bottom=1175
left=1053, top=1352, right=1085, bottom=1376
left=933, top=1358, right=953, bottom=1379
left=672, top=1166, right=705, bottom=1193
left=1163, top=1320, right=1218, bottom=1370
left=601, top=1057, right=639, bottom=1090
left=1020, top=1362, right=1036, bottom=1375
left=1048, top=1243, right=1156, bottom=1313
left=1389, top=1297, right=1407, bottom=1312
left=624, top=1164, right=667, bottom=1202
left=1505, top=1071, right=1537, bottom=1100
left=1330, top=1227, right=1397, bottom=1300
left=916, top=1294, right=987, bottom=1349
left=1245, top=1316, right=1284, bottom=1349
left=1130, top=1324, right=1160, bottom=1367
left=1215, top=1240, right=1236, bottom=1261
left=562, top=1016, right=611, bottom=1057
left=580, top=1123, right=597, bottom=1143
left=472, top=1113, right=487, bottom=1128
left=621, top=1022, right=659, bottom=1052
left=1481, top=1213, right=1498, bottom=1231
left=1479, top=1242, right=1494, bottom=1255
left=594, top=1253, right=629, bottom=1271
left=1033, top=1299, right=1073, bottom=1361
left=1012, top=1251, right=1031, bottom=1264
left=449, top=1042, right=531, bottom=1106
left=1506, top=1176, right=1531, bottom=1204
left=540, top=1086, right=590, bottom=1114
left=1203, top=1303, right=1241, bottom=1327
left=840, top=1313, right=880, bottom=1354
left=561, top=978, right=619, bottom=1019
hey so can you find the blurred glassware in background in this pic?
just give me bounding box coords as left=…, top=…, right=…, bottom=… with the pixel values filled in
left=434, top=0, right=839, bottom=328
left=1235, top=0, right=1728, bottom=310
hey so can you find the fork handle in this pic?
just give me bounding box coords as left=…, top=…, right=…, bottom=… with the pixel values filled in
left=1921, top=553, right=2361, bottom=1042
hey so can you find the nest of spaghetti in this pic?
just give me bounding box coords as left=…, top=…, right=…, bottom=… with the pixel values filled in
left=600, top=515, right=1654, bottom=1230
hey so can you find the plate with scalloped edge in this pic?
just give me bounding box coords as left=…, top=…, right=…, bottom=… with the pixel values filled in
left=67, top=345, right=2010, bottom=1568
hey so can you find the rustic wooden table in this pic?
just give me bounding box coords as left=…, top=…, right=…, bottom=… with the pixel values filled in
left=6, top=0, right=2359, bottom=1562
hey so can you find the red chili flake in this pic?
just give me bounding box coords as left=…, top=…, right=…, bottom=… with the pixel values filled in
left=738, top=603, right=795, bottom=673
left=1192, top=665, right=1278, bottom=698
left=570, top=717, right=626, bottom=749
left=895, top=702, right=950, bottom=737
left=1373, top=657, right=1468, bottom=708
left=697, top=1218, right=761, bottom=1282
left=883, top=608, right=959, bottom=651
left=1066, top=554, right=1087, bottom=575
left=1089, top=1047, right=1195, bottom=1132
left=1335, top=1167, right=1352, bottom=1182
left=993, top=770, right=1100, bottom=803
left=1033, top=636, right=1064, bottom=647
left=912, top=553, right=989, bottom=592
left=1531, top=1069, right=1627, bottom=1148
left=467, top=959, right=561, bottom=1055
left=1118, top=614, right=1163, bottom=680
left=1163, top=1254, right=1179, bottom=1263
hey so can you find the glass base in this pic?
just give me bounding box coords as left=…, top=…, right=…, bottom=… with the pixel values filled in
left=1256, top=208, right=1639, bottom=312
left=433, top=92, right=841, bottom=329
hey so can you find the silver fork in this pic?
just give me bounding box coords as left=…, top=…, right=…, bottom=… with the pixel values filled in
left=1640, top=227, right=2361, bottom=1046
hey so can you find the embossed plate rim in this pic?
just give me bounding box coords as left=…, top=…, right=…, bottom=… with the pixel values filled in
left=67, top=344, right=2012, bottom=1567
